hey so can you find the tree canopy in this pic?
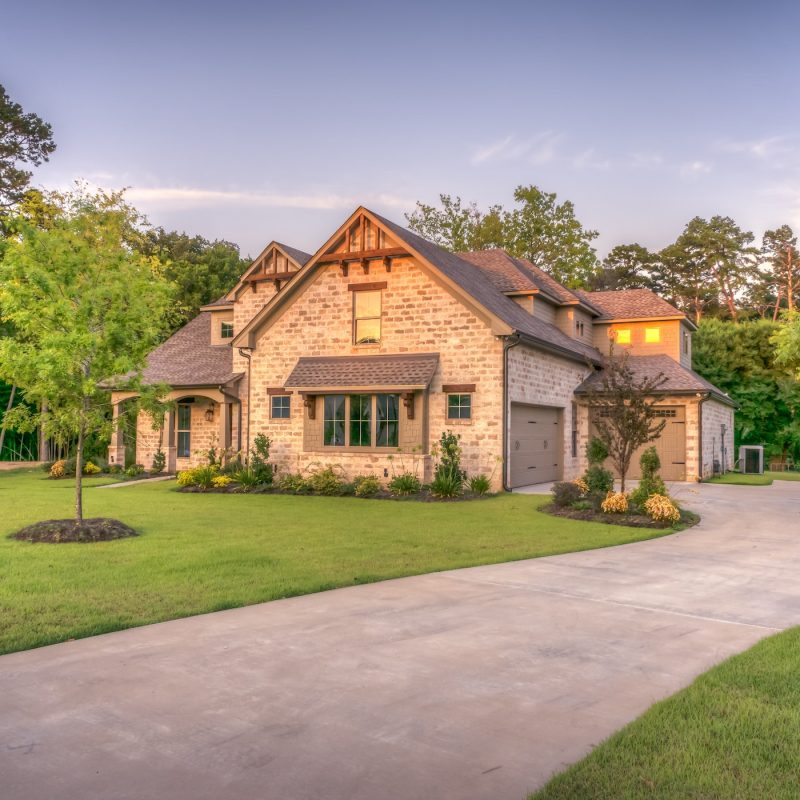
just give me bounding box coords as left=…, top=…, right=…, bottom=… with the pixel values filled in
left=0, top=188, right=174, bottom=519
left=0, top=84, right=56, bottom=207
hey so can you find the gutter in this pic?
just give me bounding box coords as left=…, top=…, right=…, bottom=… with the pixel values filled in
left=515, top=332, right=602, bottom=368
left=502, top=333, right=522, bottom=492
left=237, top=347, right=253, bottom=461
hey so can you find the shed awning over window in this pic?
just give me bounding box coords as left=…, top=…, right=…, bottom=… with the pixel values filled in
left=284, top=353, right=439, bottom=392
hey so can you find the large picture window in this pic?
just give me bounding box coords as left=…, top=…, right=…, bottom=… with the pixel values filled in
left=353, top=290, right=381, bottom=344
left=177, top=404, right=192, bottom=457
left=322, top=393, right=399, bottom=448
left=376, top=394, right=399, bottom=447
left=323, top=395, right=346, bottom=446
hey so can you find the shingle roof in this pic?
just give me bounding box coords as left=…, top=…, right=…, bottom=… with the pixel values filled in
left=275, top=242, right=313, bottom=267
left=574, top=354, right=735, bottom=406
left=285, top=353, right=440, bottom=389
left=136, top=313, right=241, bottom=387
left=575, top=289, right=683, bottom=320
left=371, top=213, right=603, bottom=364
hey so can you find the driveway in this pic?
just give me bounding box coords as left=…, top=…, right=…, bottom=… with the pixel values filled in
left=2, top=482, right=800, bottom=800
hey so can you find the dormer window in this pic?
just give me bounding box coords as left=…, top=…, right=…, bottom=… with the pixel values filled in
left=575, top=321, right=585, bottom=337
left=353, top=289, right=382, bottom=344
left=683, top=331, right=690, bottom=354
left=220, top=322, right=234, bottom=339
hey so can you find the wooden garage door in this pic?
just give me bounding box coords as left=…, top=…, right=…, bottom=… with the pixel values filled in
left=591, top=406, right=686, bottom=481
left=510, top=404, right=562, bottom=487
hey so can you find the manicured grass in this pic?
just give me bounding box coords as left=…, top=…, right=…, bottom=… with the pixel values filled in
left=532, top=627, right=800, bottom=799
left=706, top=470, right=800, bottom=486
left=0, top=469, right=673, bottom=655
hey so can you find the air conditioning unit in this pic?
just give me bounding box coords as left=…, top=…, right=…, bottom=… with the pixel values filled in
left=739, top=445, right=764, bottom=475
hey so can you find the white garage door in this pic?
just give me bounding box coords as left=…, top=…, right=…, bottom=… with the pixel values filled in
left=509, top=404, right=562, bottom=487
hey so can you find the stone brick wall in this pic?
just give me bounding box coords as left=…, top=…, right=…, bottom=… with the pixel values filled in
left=507, top=345, right=591, bottom=481
left=244, top=257, right=506, bottom=488
left=701, top=399, right=735, bottom=476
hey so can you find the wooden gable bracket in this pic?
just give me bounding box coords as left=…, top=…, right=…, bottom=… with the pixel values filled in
left=383, top=256, right=392, bottom=273
left=361, top=258, right=369, bottom=275
left=340, top=263, right=349, bottom=277
left=401, top=392, right=415, bottom=420
left=303, top=394, right=316, bottom=420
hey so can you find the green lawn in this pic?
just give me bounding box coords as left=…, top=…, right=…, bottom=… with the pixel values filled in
left=533, top=627, right=800, bottom=799
left=706, top=470, right=800, bottom=486
left=0, top=469, right=672, bottom=655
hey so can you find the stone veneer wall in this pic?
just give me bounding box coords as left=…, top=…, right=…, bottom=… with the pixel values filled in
left=701, top=399, right=735, bottom=477
left=507, top=344, right=591, bottom=482
left=243, top=257, right=506, bottom=488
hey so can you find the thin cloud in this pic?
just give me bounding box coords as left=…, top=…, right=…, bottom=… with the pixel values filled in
left=718, top=135, right=793, bottom=161
left=679, top=160, right=712, bottom=178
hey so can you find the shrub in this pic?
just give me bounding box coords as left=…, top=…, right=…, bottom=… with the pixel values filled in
left=125, top=464, right=145, bottom=477
left=221, top=457, right=243, bottom=476
left=430, top=470, right=463, bottom=498
left=601, top=491, right=629, bottom=514
left=572, top=477, right=589, bottom=495
left=231, top=467, right=261, bottom=491
left=468, top=474, right=491, bottom=495
left=212, top=475, right=233, bottom=489
left=307, top=466, right=345, bottom=495
left=176, top=464, right=218, bottom=488
left=571, top=499, right=592, bottom=511
left=552, top=481, right=582, bottom=507
left=433, top=431, right=466, bottom=482
left=150, top=449, right=166, bottom=475
left=630, top=446, right=668, bottom=509
left=584, top=464, right=614, bottom=496
left=176, top=470, right=195, bottom=487
left=278, top=472, right=311, bottom=493
left=586, top=437, right=609, bottom=466
left=644, top=493, right=681, bottom=523
left=83, top=461, right=101, bottom=475
left=353, top=474, right=381, bottom=497
left=64, top=457, right=78, bottom=475
left=40, top=460, right=55, bottom=473
left=388, top=472, right=421, bottom=496
left=107, top=464, right=123, bottom=475
left=49, top=460, right=66, bottom=479
left=250, top=433, right=273, bottom=483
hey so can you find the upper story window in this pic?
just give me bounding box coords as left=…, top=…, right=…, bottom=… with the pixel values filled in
left=575, top=320, right=585, bottom=337
left=353, top=290, right=381, bottom=344
left=615, top=329, right=631, bottom=344
left=220, top=322, right=234, bottom=339
left=645, top=327, right=661, bottom=344
left=683, top=331, right=690, bottom=354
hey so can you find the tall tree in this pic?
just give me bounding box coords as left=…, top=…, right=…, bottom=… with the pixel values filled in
left=141, top=228, right=250, bottom=327
left=0, top=84, right=56, bottom=207
left=406, top=184, right=600, bottom=287
left=0, top=188, right=173, bottom=522
left=592, top=243, right=658, bottom=290
left=759, top=226, right=800, bottom=319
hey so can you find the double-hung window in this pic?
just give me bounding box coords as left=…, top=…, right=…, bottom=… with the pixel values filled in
left=323, top=395, right=346, bottom=446
left=177, top=404, right=192, bottom=457
left=376, top=394, right=399, bottom=447
left=353, top=290, right=381, bottom=344
left=349, top=395, right=372, bottom=446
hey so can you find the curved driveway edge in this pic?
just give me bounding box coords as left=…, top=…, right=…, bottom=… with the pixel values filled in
left=2, top=482, right=799, bottom=800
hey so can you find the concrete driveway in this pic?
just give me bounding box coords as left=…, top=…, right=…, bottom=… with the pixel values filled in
left=2, top=482, right=800, bottom=800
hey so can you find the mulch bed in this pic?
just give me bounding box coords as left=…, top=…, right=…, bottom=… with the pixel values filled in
left=10, top=518, right=139, bottom=543
left=177, top=485, right=492, bottom=502
left=542, top=503, right=699, bottom=530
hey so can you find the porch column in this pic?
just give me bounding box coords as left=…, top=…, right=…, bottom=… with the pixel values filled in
left=218, top=401, right=232, bottom=458
left=108, top=402, right=126, bottom=466
left=164, top=408, right=177, bottom=473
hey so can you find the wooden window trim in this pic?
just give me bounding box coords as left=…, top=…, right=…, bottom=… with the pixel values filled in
left=348, top=282, right=388, bottom=292
left=318, top=393, right=401, bottom=451
left=270, top=395, right=291, bottom=420
left=446, top=393, right=472, bottom=421
left=353, top=288, right=382, bottom=345
left=267, top=388, right=294, bottom=396
left=442, top=383, right=476, bottom=393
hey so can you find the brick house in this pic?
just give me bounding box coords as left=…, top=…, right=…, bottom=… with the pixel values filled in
left=109, top=207, right=735, bottom=488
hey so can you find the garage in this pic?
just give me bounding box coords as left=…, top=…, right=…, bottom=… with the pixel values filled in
left=509, top=403, right=563, bottom=487
left=591, top=405, right=686, bottom=481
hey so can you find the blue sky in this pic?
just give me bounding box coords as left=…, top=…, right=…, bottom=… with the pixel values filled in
left=3, top=0, right=799, bottom=258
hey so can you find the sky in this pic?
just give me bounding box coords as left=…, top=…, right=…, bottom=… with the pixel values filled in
left=3, top=0, right=800, bottom=260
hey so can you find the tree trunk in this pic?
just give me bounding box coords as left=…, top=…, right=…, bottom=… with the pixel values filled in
left=75, top=419, right=84, bottom=523
left=0, top=383, right=16, bottom=458
left=39, top=400, right=50, bottom=462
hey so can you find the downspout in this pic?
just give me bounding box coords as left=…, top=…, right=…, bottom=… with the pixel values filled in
left=696, top=392, right=710, bottom=480
left=502, top=333, right=522, bottom=492
left=238, top=347, right=253, bottom=462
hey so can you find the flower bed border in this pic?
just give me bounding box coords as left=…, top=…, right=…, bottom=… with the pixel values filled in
left=542, top=503, right=700, bottom=530
left=176, top=484, right=494, bottom=502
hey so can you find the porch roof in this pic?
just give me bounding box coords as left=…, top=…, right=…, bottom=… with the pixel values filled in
left=284, top=353, right=439, bottom=391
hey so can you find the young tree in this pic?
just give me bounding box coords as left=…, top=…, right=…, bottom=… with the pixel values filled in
left=0, top=84, right=56, bottom=207
left=0, top=188, right=174, bottom=523
left=584, top=348, right=667, bottom=491
left=406, top=184, right=600, bottom=287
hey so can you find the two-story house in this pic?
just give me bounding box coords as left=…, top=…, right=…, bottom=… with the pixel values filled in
left=108, top=207, right=734, bottom=489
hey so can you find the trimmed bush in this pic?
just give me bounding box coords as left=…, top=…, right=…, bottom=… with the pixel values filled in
left=468, top=474, right=491, bottom=495
left=278, top=472, right=310, bottom=493
left=584, top=464, right=614, bottom=496
left=552, top=481, right=582, bottom=507
left=49, top=460, right=66, bottom=479
left=125, top=464, right=145, bottom=477
left=388, top=472, right=421, bottom=496
left=572, top=477, right=589, bottom=495
left=83, top=461, right=101, bottom=475
left=150, top=449, right=166, bottom=475
left=644, top=493, right=681, bottom=523
left=353, top=474, right=381, bottom=497
left=107, top=464, right=123, bottom=475
left=176, top=464, right=217, bottom=488
left=630, top=446, right=668, bottom=509
left=306, top=466, right=346, bottom=495
left=601, top=491, right=629, bottom=514
left=586, top=437, right=609, bottom=465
